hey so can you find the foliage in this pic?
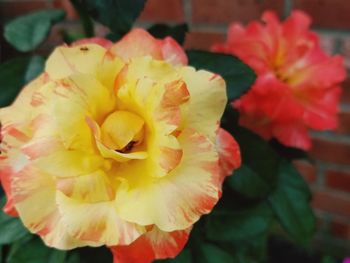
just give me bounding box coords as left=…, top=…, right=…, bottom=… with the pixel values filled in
left=187, top=50, right=256, bottom=101
left=148, top=24, right=189, bottom=45
left=4, top=10, right=65, bottom=52
left=0, top=1, right=321, bottom=263
left=0, top=56, right=44, bottom=107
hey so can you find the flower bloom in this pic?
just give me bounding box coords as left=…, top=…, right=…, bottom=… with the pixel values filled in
left=344, top=258, right=350, bottom=263
left=0, top=29, right=240, bottom=262
left=212, top=11, right=346, bottom=150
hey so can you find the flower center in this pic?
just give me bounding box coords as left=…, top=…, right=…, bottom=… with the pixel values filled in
left=100, top=111, right=145, bottom=153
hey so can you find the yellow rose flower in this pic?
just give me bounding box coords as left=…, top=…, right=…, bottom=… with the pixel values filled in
left=0, top=29, right=240, bottom=262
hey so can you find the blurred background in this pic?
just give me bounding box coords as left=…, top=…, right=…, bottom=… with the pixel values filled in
left=0, top=0, right=349, bottom=257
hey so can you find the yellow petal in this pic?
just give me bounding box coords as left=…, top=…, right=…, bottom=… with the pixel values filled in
left=39, top=211, right=90, bottom=249
left=56, top=191, right=146, bottom=246
left=56, top=169, right=115, bottom=202
left=178, top=67, right=227, bottom=142
left=45, top=44, right=107, bottom=80
left=10, top=164, right=56, bottom=233
left=34, top=74, right=115, bottom=150
left=101, top=111, right=144, bottom=150
left=86, top=118, right=148, bottom=162
left=115, top=128, right=220, bottom=231
left=34, top=150, right=107, bottom=178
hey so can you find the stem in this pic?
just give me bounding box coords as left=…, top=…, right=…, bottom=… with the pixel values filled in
left=70, top=0, right=95, bottom=37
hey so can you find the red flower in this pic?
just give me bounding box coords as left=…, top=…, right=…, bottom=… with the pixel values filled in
left=212, top=11, right=346, bottom=150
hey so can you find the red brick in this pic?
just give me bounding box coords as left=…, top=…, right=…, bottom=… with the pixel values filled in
left=294, top=0, right=350, bottom=29
left=341, top=37, right=350, bottom=70
left=184, top=31, right=226, bottom=51
left=293, top=161, right=317, bottom=183
left=0, top=1, right=48, bottom=19
left=330, top=219, right=350, bottom=239
left=337, top=112, right=350, bottom=135
left=139, top=0, right=184, bottom=22
left=326, top=170, right=350, bottom=193
left=310, top=138, right=350, bottom=165
left=341, top=78, right=350, bottom=103
left=192, top=0, right=284, bottom=24
left=312, top=191, right=350, bottom=218
left=53, top=0, right=77, bottom=20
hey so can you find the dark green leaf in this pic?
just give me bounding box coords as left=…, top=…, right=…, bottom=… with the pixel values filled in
left=224, top=122, right=280, bottom=199
left=231, top=234, right=268, bottom=262
left=199, top=244, right=234, bottom=263
left=158, top=249, right=192, bottom=263
left=269, top=139, right=311, bottom=161
left=0, top=197, right=30, bottom=245
left=7, top=237, right=66, bottom=263
left=231, top=253, right=257, bottom=263
left=227, top=164, right=272, bottom=199
left=148, top=23, right=188, bottom=45
left=70, top=0, right=94, bottom=37
left=0, top=57, right=31, bottom=107
left=187, top=50, right=256, bottom=100
left=82, top=0, right=146, bottom=36
left=106, top=32, right=125, bottom=42
left=61, top=30, right=86, bottom=44
left=0, top=56, right=44, bottom=107
left=25, top=56, right=45, bottom=82
left=78, top=246, right=113, bottom=263
left=321, top=256, right=337, bottom=263
left=268, top=161, right=315, bottom=245
left=4, top=9, right=66, bottom=52
left=65, top=252, right=80, bottom=263
left=205, top=202, right=273, bottom=241
left=268, top=235, right=319, bottom=263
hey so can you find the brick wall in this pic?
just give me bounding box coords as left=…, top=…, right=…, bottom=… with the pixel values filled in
left=0, top=0, right=350, bottom=253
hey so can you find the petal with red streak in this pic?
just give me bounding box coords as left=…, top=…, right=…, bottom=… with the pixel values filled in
left=110, top=226, right=191, bottom=263
left=216, top=128, right=241, bottom=179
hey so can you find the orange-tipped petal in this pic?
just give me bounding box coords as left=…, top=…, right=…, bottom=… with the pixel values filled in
left=110, top=227, right=191, bottom=263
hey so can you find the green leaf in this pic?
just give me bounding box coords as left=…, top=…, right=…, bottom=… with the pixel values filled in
left=224, top=121, right=280, bottom=199
left=148, top=23, right=188, bottom=45
left=0, top=197, right=30, bottom=245
left=186, top=50, right=256, bottom=100
left=0, top=56, right=44, bottom=107
left=268, top=161, right=316, bottom=245
left=199, top=244, right=234, bottom=263
left=105, top=32, right=125, bottom=42
left=269, top=139, right=311, bottom=161
left=65, top=253, right=80, bottom=263
left=25, top=56, right=45, bottom=83
left=78, top=246, right=113, bottom=263
left=321, top=256, right=337, bottom=263
left=7, top=237, right=66, bottom=263
left=227, top=164, right=272, bottom=199
left=61, top=30, right=86, bottom=44
left=82, top=0, right=146, bottom=36
left=231, top=253, right=257, bottom=263
left=158, top=249, right=192, bottom=263
left=4, top=9, right=66, bottom=52
left=70, top=0, right=94, bottom=37
left=205, top=202, right=273, bottom=241
left=232, top=234, right=268, bottom=262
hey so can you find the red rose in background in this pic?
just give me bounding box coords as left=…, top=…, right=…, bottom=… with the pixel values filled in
left=212, top=11, right=346, bottom=150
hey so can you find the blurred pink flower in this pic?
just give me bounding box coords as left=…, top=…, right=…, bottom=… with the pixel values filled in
left=212, top=10, right=346, bottom=150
